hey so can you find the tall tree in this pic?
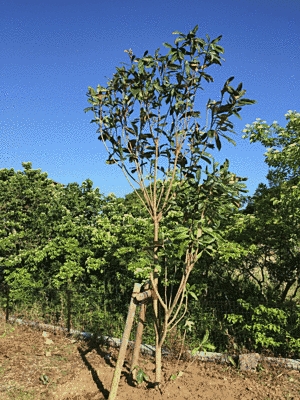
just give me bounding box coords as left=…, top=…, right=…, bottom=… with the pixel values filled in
left=242, top=110, right=300, bottom=185
left=241, top=111, right=300, bottom=301
left=0, top=162, right=64, bottom=288
left=0, top=163, right=106, bottom=289
left=85, top=25, right=255, bottom=383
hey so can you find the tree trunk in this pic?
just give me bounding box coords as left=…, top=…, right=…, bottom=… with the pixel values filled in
left=281, top=278, right=296, bottom=302
left=155, top=338, right=162, bottom=384
left=153, top=216, right=162, bottom=384
left=5, top=284, right=10, bottom=323
left=131, top=302, right=147, bottom=378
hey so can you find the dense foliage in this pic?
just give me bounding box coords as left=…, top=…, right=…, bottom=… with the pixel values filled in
left=0, top=164, right=136, bottom=333
left=1, top=115, right=300, bottom=356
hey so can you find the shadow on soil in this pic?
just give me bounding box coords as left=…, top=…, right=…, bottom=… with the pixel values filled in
left=77, top=340, right=111, bottom=399
left=77, top=336, right=159, bottom=399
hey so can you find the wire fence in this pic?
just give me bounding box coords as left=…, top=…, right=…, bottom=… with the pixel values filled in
left=1, top=283, right=300, bottom=361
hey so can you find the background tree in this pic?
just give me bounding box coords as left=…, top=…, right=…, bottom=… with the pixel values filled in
left=239, top=111, right=300, bottom=302
left=0, top=164, right=124, bottom=329
left=206, top=111, right=300, bottom=357
left=85, top=25, right=255, bottom=383
left=0, top=162, right=64, bottom=289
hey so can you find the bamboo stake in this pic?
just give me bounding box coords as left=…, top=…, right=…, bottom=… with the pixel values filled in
left=108, top=282, right=141, bottom=400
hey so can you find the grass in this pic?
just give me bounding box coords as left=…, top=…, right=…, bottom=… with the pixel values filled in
left=0, top=325, right=15, bottom=338
left=5, top=388, right=36, bottom=400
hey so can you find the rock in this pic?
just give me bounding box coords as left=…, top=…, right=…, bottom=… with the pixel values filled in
left=239, top=353, right=260, bottom=371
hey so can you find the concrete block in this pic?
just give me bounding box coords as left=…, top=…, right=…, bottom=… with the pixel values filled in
left=239, top=353, right=260, bottom=371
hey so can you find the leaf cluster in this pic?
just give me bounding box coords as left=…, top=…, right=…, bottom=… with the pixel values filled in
left=85, top=25, right=255, bottom=193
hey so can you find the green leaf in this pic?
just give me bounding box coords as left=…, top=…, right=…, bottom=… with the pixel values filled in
left=215, top=134, right=222, bottom=151
left=175, top=36, right=185, bottom=44
left=227, top=355, right=236, bottom=368
left=170, top=373, right=177, bottom=381
left=135, top=367, right=148, bottom=384
left=189, top=291, right=198, bottom=301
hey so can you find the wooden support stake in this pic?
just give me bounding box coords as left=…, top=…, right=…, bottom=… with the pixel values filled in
left=132, top=289, right=152, bottom=303
left=130, top=284, right=149, bottom=377
left=108, top=282, right=141, bottom=400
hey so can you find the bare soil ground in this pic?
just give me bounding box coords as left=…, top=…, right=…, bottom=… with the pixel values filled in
left=0, top=319, right=300, bottom=400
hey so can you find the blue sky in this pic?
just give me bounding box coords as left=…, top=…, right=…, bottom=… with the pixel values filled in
left=1, top=0, right=299, bottom=198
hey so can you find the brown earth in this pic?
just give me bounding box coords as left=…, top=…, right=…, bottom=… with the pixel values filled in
left=0, top=319, right=299, bottom=400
